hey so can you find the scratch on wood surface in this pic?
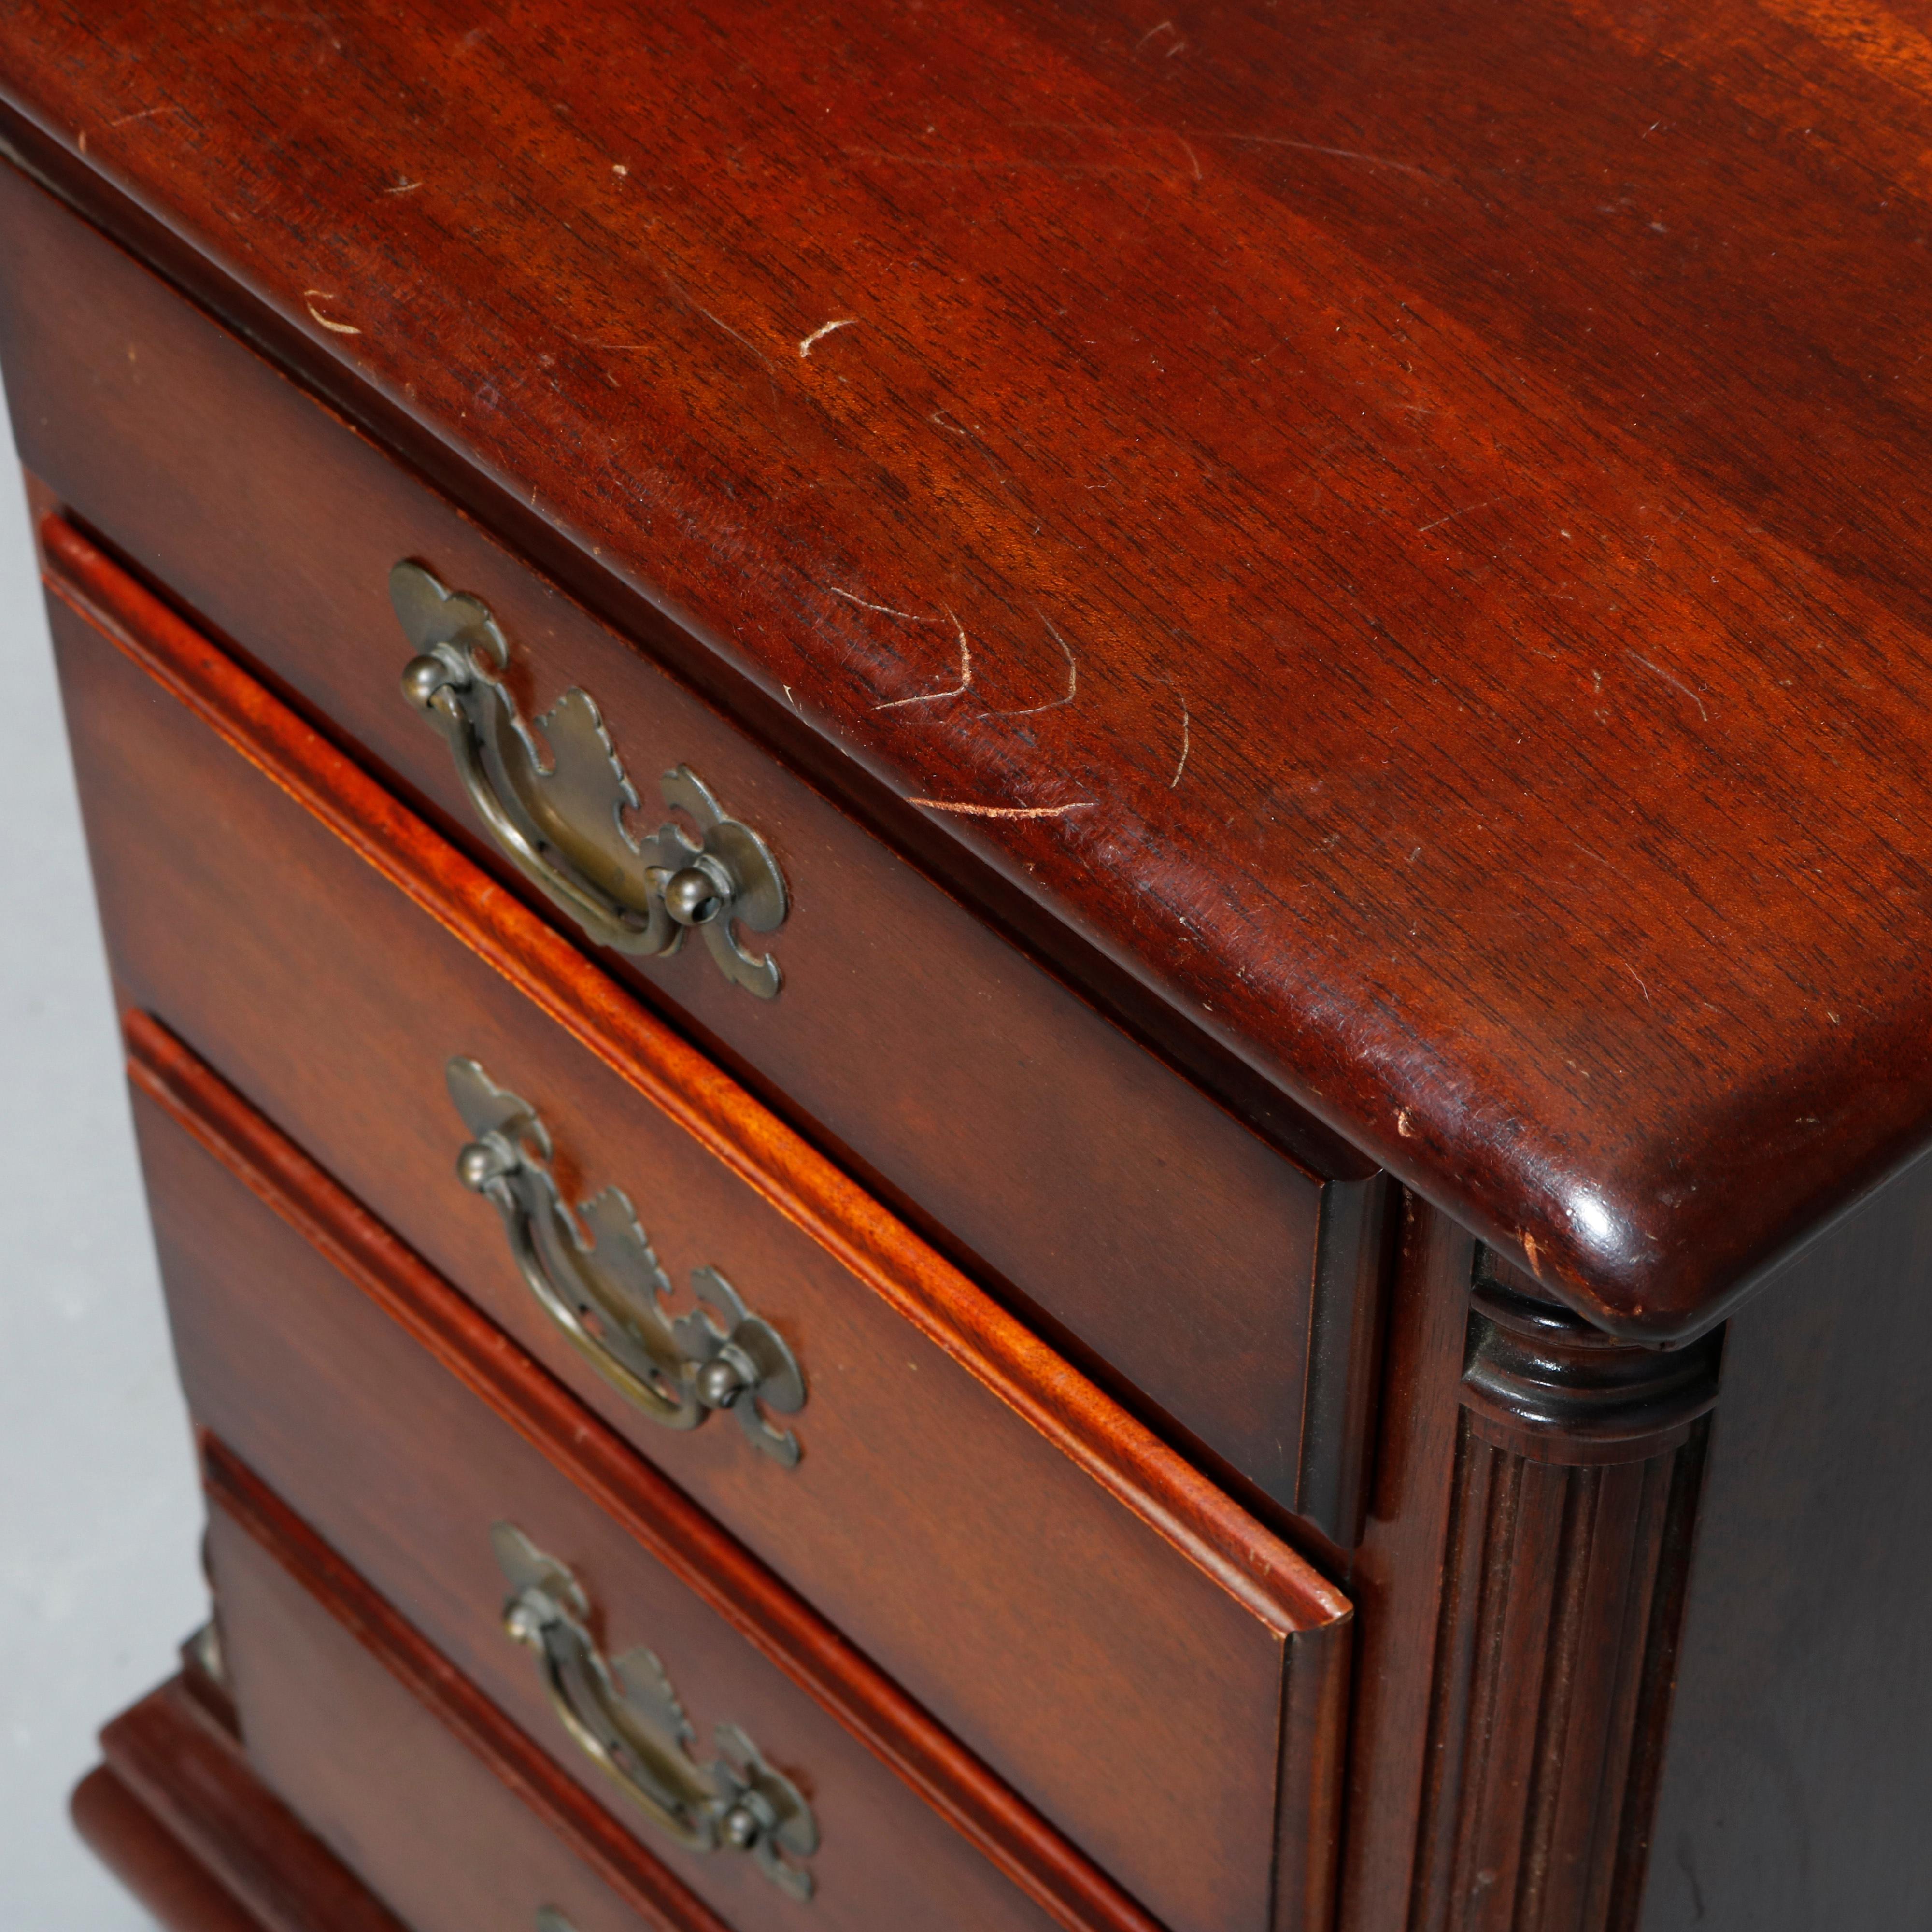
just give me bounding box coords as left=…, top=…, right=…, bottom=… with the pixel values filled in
left=1570, top=838, right=1634, bottom=887
left=1214, top=130, right=1435, bottom=179
left=877, top=610, right=973, bottom=708
left=1019, top=115, right=1400, bottom=185
left=302, top=292, right=362, bottom=335
left=1397, top=1108, right=1416, bottom=1137
left=908, top=797, right=1095, bottom=818
left=384, top=177, right=424, bottom=195
left=1522, top=1233, right=1542, bottom=1277
left=1136, top=19, right=1186, bottom=54
left=1625, top=650, right=1709, bottom=722
left=845, top=144, right=1183, bottom=182
left=1169, top=693, right=1191, bottom=787
left=829, top=586, right=938, bottom=623
left=661, top=270, right=771, bottom=367
left=1418, top=494, right=1513, bottom=534
left=931, top=409, right=974, bottom=436
left=108, top=104, right=173, bottom=128
left=989, top=612, right=1079, bottom=717
left=799, top=318, right=859, bottom=358
left=1621, top=961, right=1652, bottom=1004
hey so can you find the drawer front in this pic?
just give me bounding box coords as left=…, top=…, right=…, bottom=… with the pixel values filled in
left=0, top=158, right=1385, bottom=1529
left=65, top=551, right=1348, bottom=1932
left=208, top=1485, right=711, bottom=1932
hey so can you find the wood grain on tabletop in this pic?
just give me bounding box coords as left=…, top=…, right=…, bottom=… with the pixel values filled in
left=1, top=0, right=1924, bottom=1332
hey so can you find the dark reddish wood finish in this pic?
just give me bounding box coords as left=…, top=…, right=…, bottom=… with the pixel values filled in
left=123, top=1009, right=1349, bottom=1932
left=1299, top=1209, right=1719, bottom=1932
left=5, top=1, right=1932, bottom=1338
left=40, top=498, right=1350, bottom=1626
left=35, top=9, right=1932, bottom=1927
left=1406, top=1421, right=1707, bottom=1932
left=0, top=160, right=1385, bottom=1532
left=78, top=1677, right=410, bottom=1932
left=206, top=1452, right=732, bottom=1932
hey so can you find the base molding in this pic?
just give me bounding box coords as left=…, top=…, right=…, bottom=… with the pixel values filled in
left=70, top=1670, right=405, bottom=1932
left=72, top=1760, right=267, bottom=1932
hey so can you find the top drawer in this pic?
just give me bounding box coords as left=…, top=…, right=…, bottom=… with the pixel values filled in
left=0, top=160, right=1383, bottom=1528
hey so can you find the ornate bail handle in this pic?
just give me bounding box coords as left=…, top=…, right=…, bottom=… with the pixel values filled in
left=393, top=560, right=788, bottom=999
left=448, top=1057, right=805, bottom=1466
left=494, top=1524, right=819, bottom=1900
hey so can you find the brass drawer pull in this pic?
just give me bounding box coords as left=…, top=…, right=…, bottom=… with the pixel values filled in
left=494, top=1524, right=819, bottom=1900
left=393, top=561, right=788, bottom=999
left=449, top=1057, right=805, bottom=1465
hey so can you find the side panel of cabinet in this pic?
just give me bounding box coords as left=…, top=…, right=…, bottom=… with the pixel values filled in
left=1636, top=1144, right=1932, bottom=1931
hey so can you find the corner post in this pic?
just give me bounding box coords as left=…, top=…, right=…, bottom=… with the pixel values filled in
left=1406, top=1253, right=1720, bottom=1932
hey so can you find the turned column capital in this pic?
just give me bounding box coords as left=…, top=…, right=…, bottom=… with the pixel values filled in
left=1460, top=1258, right=1723, bottom=1465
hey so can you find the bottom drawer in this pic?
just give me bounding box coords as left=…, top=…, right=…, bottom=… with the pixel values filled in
left=207, top=1458, right=711, bottom=1932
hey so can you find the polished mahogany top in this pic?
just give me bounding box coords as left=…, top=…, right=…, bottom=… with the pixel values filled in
left=4, top=0, right=1927, bottom=1337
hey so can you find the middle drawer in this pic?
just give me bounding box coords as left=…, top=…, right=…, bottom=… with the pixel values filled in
left=48, top=524, right=1348, bottom=1932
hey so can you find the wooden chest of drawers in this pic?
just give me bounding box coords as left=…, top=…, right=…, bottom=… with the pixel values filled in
left=9, top=6, right=1932, bottom=1930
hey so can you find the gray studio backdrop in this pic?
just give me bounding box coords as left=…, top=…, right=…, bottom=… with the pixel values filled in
left=0, top=398, right=207, bottom=1927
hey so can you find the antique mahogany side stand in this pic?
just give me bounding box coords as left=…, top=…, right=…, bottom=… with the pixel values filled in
left=3, top=5, right=1930, bottom=1931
